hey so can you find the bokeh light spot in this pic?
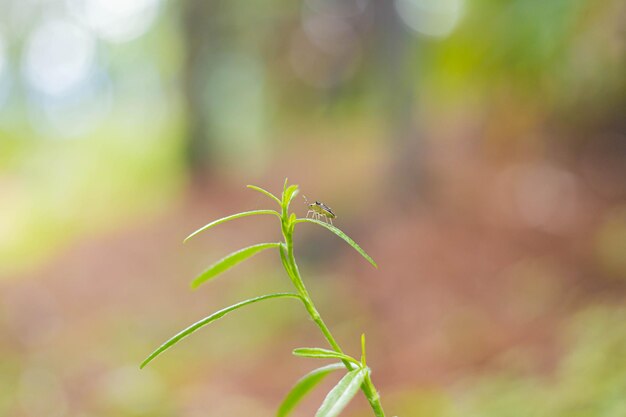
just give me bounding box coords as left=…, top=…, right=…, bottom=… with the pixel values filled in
left=0, top=33, right=10, bottom=109
left=395, top=0, right=465, bottom=38
left=22, top=19, right=96, bottom=97
left=0, top=34, right=6, bottom=77
left=67, top=0, right=161, bottom=43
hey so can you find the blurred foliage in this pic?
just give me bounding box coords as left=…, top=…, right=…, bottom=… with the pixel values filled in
left=383, top=305, right=626, bottom=417
left=1, top=0, right=624, bottom=273
left=0, top=126, right=183, bottom=275
left=594, top=207, right=626, bottom=280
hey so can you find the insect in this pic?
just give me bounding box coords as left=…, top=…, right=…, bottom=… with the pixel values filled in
left=304, top=195, right=337, bottom=225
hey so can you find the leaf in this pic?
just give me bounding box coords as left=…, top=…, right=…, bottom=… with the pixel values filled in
left=191, top=242, right=281, bottom=289
left=360, top=333, right=367, bottom=366
left=247, top=184, right=282, bottom=206
left=279, top=243, right=298, bottom=284
left=277, top=363, right=345, bottom=417
left=184, top=210, right=280, bottom=243
left=295, top=219, right=378, bottom=268
left=315, top=368, right=368, bottom=417
left=140, top=293, right=302, bottom=369
left=293, top=347, right=362, bottom=367
left=283, top=184, right=299, bottom=207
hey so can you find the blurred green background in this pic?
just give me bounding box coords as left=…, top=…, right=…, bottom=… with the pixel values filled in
left=1, top=0, right=625, bottom=416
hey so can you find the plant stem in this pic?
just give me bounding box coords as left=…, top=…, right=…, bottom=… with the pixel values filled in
left=281, top=220, right=387, bottom=417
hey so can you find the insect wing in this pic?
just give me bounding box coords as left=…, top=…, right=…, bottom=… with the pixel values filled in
left=318, top=202, right=336, bottom=218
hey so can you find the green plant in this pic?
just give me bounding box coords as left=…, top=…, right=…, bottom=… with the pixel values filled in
left=140, top=179, right=387, bottom=417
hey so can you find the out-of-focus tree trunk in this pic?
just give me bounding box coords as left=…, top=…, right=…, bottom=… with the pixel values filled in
left=181, top=0, right=218, bottom=182
left=373, top=0, right=429, bottom=206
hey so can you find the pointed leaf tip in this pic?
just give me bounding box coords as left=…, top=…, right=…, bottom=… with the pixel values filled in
left=184, top=210, right=280, bottom=243
left=360, top=334, right=367, bottom=366
left=246, top=185, right=282, bottom=206
left=283, top=184, right=300, bottom=208
left=191, top=242, right=281, bottom=289
left=315, top=368, right=368, bottom=417
left=140, top=293, right=302, bottom=369
left=277, top=363, right=344, bottom=417
left=292, top=347, right=361, bottom=366
left=295, top=218, right=378, bottom=268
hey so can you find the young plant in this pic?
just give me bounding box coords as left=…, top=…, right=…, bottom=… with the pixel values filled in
left=141, top=179, right=387, bottom=417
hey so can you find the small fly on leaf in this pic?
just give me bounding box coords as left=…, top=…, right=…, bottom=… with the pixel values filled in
left=304, top=195, right=336, bottom=225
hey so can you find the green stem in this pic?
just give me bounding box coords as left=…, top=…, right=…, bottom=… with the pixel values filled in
left=281, top=219, right=386, bottom=417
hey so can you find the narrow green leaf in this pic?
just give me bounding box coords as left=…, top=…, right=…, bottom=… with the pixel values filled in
left=293, top=347, right=361, bottom=367
left=295, top=218, right=378, bottom=268
left=140, top=293, right=302, bottom=369
left=191, top=242, right=280, bottom=289
left=315, top=368, right=368, bottom=417
left=247, top=184, right=282, bottom=206
left=283, top=184, right=299, bottom=207
left=279, top=243, right=298, bottom=283
left=184, top=210, right=280, bottom=243
left=360, top=334, right=367, bottom=366
left=277, top=363, right=345, bottom=417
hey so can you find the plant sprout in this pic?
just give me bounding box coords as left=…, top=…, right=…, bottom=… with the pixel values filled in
left=141, top=179, right=387, bottom=417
